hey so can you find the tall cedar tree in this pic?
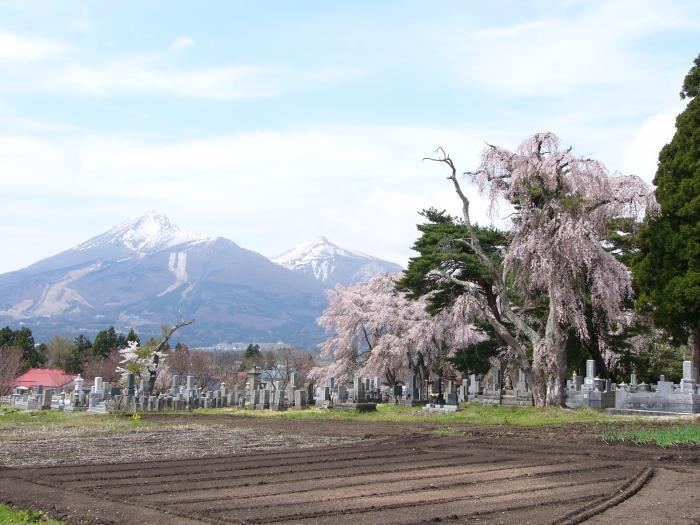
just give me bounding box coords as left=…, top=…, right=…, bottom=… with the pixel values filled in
left=634, top=53, right=700, bottom=367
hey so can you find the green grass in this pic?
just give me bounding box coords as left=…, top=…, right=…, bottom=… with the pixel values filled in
left=602, top=424, right=700, bottom=448
left=432, top=426, right=470, bottom=436
left=0, top=503, right=63, bottom=524
left=3, top=403, right=696, bottom=447
left=0, top=406, right=163, bottom=440
left=191, top=402, right=671, bottom=428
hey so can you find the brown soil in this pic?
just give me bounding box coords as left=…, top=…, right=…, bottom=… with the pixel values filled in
left=0, top=415, right=698, bottom=525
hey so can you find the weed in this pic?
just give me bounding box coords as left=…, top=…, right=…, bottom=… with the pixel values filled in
left=0, top=503, right=63, bottom=524
left=602, top=425, right=700, bottom=448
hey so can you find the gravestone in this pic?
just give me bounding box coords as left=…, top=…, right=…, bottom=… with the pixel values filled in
left=583, top=360, right=596, bottom=388
left=259, top=389, right=270, bottom=409
left=431, top=377, right=444, bottom=405
left=630, top=372, right=638, bottom=389
left=353, top=377, right=365, bottom=403
left=488, top=367, right=500, bottom=392
left=41, top=391, right=53, bottom=409
left=286, top=374, right=297, bottom=407
left=74, top=374, right=84, bottom=393
left=93, top=377, right=104, bottom=396
left=338, top=385, right=349, bottom=403
left=404, top=374, right=421, bottom=405
left=171, top=375, right=180, bottom=396
left=126, top=373, right=135, bottom=397
left=515, top=370, right=528, bottom=393
left=681, top=360, right=697, bottom=393
left=271, top=388, right=286, bottom=411
left=247, top=369, right=260, bottom=403
left=294, top=389, right=308, bottom=410
left=657, top=377, right=674, bottom=394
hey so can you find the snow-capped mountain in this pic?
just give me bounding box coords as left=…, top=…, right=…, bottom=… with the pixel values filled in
left=272, top=236, right=403, bottom=286
left=74, top=209, right=205, bottom=255
left=0, top=212, right=326, bottom=345
left=21, top=210, right=207, bottom=276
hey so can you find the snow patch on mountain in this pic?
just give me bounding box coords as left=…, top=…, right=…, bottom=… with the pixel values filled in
left=34, top=263, right=100, bottom=315
left=272, top=236, right=403, bottom=286
left=73, top=210, right=205, bottom=255
left=158, top=252, right=189, bottom=297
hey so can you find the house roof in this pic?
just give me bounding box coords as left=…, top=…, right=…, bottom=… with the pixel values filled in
left=12, top=368, right=77, bottom=389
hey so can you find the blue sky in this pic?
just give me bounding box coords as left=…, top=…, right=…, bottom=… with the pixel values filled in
left=1, top=0, right=698, bottom=273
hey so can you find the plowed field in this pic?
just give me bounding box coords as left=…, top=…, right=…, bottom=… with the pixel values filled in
left=0, top=416, right=698, bottom=524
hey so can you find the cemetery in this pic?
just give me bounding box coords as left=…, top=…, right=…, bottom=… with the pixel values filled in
left=6, top=357, right=699, bottom=419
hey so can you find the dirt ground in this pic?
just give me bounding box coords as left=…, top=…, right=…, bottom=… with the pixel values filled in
left=0, top=415, right=698, bottom=525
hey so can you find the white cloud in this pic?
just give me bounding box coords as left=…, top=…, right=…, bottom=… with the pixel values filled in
left=441, top=0, right=698, bottom=97
left=70, top=7, right=93, bottom=34
left=0, top=125, right=494, bottom=272
left=0, top=30, right=69, bottom=62
left=622, top=109, right=680, bottom=183
left=170, top=36, right=194, bottom=52
left=2, top=51, right=364, bottom=99
left=44, top=56, right=278, bottom=98
left=0, top=117, right=673, bottom=273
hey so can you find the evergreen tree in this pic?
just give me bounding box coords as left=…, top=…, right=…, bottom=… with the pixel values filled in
left=397, top=209, right=506, bottom=373
left=92, top=326, right=119, bottom=358
left=126, top=328, right=140, bottom=345
left=0, top=326, right=14, bottom=347
left=14, top=327, right=45, bottom=368
left=244, top=343, right=261, bottom=360
left=0, top=326, right=45, bottom=369
left=65, top=334, right=92, bottom=374
left=633, top=53, right=700, bottom=366
left=397, top=208, right=508, bottom=316
left=47, top=335, right=73, bottom=369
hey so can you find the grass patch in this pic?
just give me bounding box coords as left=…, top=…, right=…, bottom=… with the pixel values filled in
left=0, top=503, right=63, bottom=524
left=2, top=403, right=693, bottom=439
left=602, top=424, right=700, bottom=448
left=0, top=406, right=164, bottom=440
left=432, top=426, right=470, bottom=436
left=189, top=402, right=675, bottom=428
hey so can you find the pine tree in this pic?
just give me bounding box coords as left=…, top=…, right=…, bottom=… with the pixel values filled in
left=634, top=53, right=700, bottom=366
left=92, top=326, right=119, bottom=358
left=126, top=328, right=140, bottom=345
left=65, top=334, right=92, bottom=374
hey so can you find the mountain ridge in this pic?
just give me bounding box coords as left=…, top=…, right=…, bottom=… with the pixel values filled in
left=0, top=212, right=402, bottom=346
left=272, top=236, right=403, bottom=286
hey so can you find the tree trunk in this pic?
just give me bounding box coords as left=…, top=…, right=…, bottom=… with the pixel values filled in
left=546, top=325, right=568, bottom=407
left=531, top=301, right=568, bottom=407
left=148, top=353, right=159, bottom=393
left=588, top=329, right=609, bottom=379
left=692, top=327, right=700, bottom=378
left=384, top=367, right=397, bottom=387
left=530, top=334, right=547, bottom=408
left=545, top=347, right=567, bottom=407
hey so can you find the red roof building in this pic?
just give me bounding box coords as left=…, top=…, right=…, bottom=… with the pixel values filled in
left=12, top=369, right=77, bottom=390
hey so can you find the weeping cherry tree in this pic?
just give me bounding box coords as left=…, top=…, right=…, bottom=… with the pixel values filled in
left=315, top=274, right=483, bottom=385
left=426, top=133, right=656, bottom=406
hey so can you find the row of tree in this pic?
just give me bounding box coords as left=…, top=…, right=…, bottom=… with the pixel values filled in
left=116, top=335, right=316, bottom=393
left=0, top=321, right=317, bottom=396
left=315, top=53, right=699, bottom=407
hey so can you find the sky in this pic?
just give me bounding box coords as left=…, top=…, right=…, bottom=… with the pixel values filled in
left=0, top=0, right=698, bottom=273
